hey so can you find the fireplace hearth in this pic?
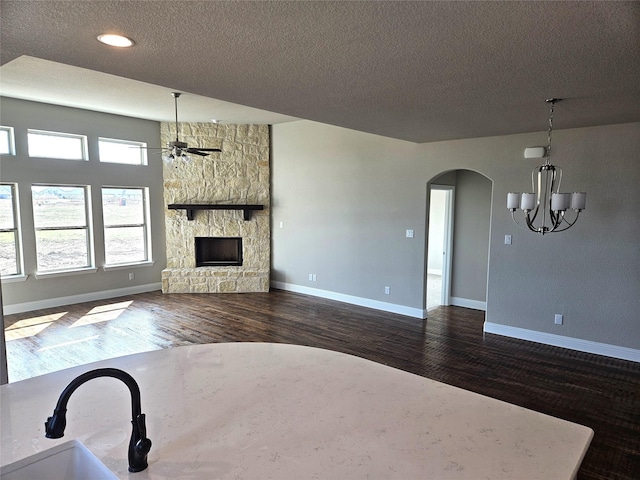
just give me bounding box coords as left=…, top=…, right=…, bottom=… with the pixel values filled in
left=196, top=237, right=243, bottom=267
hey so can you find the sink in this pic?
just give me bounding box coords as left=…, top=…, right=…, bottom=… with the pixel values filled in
left=0, top=440, right=117, bottom=480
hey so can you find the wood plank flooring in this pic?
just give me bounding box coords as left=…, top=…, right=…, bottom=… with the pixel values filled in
left=4, top=289, right=640, bottom=480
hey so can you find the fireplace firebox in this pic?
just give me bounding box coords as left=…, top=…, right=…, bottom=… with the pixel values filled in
left=195, top=237, right=243, bottom=267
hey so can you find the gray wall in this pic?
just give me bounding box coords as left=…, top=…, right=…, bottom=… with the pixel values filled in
left=0, top=97, right=165, bottom=308
left=272, top=120, right=640, bottom=351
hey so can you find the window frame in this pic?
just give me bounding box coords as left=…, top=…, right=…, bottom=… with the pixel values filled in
left=0, top=126, right=16, bottom=156
left=101, top=186, right=152, bottom=267
left=31, top=184, right=95, bottom=275
left=0, top=183, right=24, bottom=279
left=27, top=129, right=88, bottom=161
left=98, top=137, right=148, bottom=166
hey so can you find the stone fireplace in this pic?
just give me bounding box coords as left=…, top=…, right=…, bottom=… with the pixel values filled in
left=161, top=123, right=270, bottom=293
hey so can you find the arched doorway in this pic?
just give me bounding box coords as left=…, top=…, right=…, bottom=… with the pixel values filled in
left=427, top=170, right=492, bottom=312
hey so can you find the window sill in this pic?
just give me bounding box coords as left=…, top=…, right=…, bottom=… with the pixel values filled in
left=0, top=274, right=29, bottom=283
left=35, top=267, right=98, bottom=280
left=103, top=260, right=155, bottom=272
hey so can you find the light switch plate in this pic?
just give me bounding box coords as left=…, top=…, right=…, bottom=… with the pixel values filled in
left=406, top=229, right=414, bottom=238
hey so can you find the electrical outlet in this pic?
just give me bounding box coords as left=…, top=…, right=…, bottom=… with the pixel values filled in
left=309, top=273, right=313, bottom=281
left=384, top=286, right=390, bottom=295
left=128, top=272, right=135, bottom=281
left=406, top=229, right=414, bottom=238
left=554, top=314, right=563, bottom=325
left=312, top=274, right=317, bottom=282
left=504, top=235, right=512, bottom=245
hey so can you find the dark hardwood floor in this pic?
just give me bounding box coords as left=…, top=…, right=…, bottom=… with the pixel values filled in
left=4, top=289, right=640, bottom=480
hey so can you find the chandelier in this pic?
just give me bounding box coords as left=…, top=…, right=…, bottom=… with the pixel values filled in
left=507, top=99, right=586, bottom=235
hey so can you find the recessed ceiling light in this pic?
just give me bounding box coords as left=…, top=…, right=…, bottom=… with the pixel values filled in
left=97, top=34, right=135, bottom=47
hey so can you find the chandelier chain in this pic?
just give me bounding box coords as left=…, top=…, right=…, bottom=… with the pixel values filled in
left=546, top=99, right=555, bottom=164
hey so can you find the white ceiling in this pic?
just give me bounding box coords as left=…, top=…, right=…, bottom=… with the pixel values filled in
left=1, top=1, right=639, bottom=143
left=0, top=56, right=298, bottom=125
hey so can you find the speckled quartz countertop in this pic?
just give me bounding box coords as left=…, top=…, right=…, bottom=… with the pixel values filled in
left=1, top=342, right=592, bottom=479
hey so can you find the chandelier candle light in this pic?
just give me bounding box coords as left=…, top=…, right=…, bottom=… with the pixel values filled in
left=507, top=99, right=586, bottom=235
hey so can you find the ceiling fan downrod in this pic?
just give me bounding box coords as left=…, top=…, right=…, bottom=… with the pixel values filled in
left=170, top=92, right=184, bottom=146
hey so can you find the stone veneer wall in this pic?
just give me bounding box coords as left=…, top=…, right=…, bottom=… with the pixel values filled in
left=161, top=123, right=270, bottom=293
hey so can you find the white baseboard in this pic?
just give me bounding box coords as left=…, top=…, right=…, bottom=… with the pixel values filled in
left=271, top=281, right=426, bottom=319
left=450, top=296, right=487, bottom=311
left=483, top=322, right=640, bottom=363
left=2, top=283, right=162, bottom=315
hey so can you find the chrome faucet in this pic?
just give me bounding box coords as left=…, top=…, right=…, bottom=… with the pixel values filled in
left=45, top=368, right=152, bottom=473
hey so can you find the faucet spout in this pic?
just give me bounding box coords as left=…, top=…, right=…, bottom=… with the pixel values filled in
left=45, top=368, right=152, bottom=473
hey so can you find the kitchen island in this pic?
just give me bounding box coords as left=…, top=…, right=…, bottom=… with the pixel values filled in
left=1, top=342, right=592, bottom=479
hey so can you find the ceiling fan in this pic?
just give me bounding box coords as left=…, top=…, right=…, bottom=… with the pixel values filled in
left=159, top=92, right=221, bottom=162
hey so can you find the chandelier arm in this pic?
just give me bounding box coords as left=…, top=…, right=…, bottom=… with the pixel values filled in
left=560, top=210, right=581, bottom=227
left=524, top=211, right=540, bottom=233
left=554, top=166, right=563, bottom=194
left=549, top=212, right=581, bottom=233
left=528, top=205, right=540, bottom=225
left=549, top=210, right=564, bottom=232
left=538, top=167, right=549, bottom=232
left=511, top=211, right=534, bottom=232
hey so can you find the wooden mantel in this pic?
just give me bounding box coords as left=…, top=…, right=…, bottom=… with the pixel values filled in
left=168, top=204, right=264, bottom=221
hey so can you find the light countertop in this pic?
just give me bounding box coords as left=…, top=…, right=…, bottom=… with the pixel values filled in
left=1, top=342, right=593, bottom=479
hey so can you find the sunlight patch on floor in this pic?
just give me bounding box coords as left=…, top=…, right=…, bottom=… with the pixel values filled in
left=38, top=335, right=100, bottom=352
left=5, top=312, right=67, bottom=341
left=70, top=300, right=133, bottom=328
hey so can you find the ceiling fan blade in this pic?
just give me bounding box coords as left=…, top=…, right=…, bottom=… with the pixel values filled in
left=193, top=148, right=222, bottom=152
left=185, top=148, right=209, bottom=156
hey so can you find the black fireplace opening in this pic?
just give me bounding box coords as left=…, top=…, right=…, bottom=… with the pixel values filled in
left=195, top=237, right=243, bottom=267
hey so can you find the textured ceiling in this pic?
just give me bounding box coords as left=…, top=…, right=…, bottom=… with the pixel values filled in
left=1, top=1, right=639, bottom=143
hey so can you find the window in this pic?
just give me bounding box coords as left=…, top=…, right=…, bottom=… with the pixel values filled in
left=32, top=185, right=93, bottom=272
left=0, top=183, right=22, bottom=276
left=102, top=187, right=150, bottom=265
left=27, top=129, right=88, bottom=160
left=99, top=137, right=148, bottom=165
left=0, top=126, right=15, bottom=155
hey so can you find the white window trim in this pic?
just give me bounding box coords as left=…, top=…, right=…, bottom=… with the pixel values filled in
left=102, top=186, right=152, bottom=267
left=0, top=182, right=24, bottom=277
left=32, top=184, right=95, bottom=274
left=27, top=129, right=88, bottom=160
left=0, top=126, right=16, bottom=156
left=103, top=260, right=155, bottom=272
left=98, top=137, right=148, bottom=165
left=0, top=274, right=28, bottom=283
left=34, top=267, right=98, bottom=280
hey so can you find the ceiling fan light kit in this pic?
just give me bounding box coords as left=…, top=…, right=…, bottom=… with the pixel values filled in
left=507, top=99, right=586, bottom=235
